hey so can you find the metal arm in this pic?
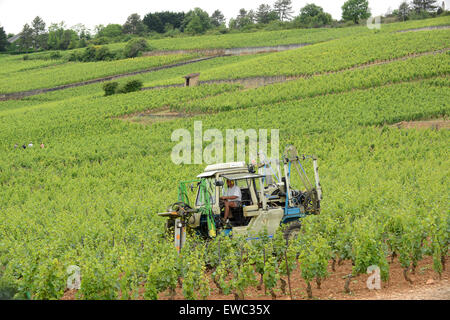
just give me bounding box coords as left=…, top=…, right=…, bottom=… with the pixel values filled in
left=312, top=157, right=323, bottom=201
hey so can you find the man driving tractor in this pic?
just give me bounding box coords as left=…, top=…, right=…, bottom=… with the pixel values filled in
left=220, top=179, right=242, bottom=223
left=158, top=147, right=323, bottom=248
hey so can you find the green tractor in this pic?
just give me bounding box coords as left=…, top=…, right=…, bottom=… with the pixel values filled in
left=158, top=146, right=322, bottom=251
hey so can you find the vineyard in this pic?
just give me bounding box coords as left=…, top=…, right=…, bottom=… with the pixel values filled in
left=63, top=15, right=450, bottom=53
left=0, top=53, right=201, bottom=94
left=0, top=16, right=449, bottom=300
left=189, top=30, right=450, bottom=81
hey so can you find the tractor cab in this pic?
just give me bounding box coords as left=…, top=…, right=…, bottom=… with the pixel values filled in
left=193, top=162, right=264, bottom=228
left=196, top=168, right=265, bottom=228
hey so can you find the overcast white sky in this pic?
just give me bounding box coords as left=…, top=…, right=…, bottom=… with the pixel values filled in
left=0, top=0, right=448, bottom=34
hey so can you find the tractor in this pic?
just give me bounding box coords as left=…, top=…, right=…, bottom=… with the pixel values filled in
left=158, top=145, right=322, bottom=251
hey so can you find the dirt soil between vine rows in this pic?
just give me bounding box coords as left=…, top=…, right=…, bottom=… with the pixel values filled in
left=61, top=255, right=449, bottom=300
left=392, top=119, right=450, bottom=130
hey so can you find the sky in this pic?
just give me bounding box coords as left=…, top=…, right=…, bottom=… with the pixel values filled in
left=0, top=0, right=448, bottom=34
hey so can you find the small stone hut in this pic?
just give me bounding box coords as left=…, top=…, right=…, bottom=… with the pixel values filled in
left=183, top=73, right=200, bottom=87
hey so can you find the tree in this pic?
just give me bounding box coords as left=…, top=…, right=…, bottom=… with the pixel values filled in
left=298, top=3, right=333, bottom=27
left=61, top=29, right=78, bottom=50
left=255, top=4, right=279, bottom=24
left=300, top=3, right=323, bottom=17
left=342, top=0, right=371, bottom=24
left=124, top=38, right=150, bottom=58
left=144, top=14, right=163, bottom=33
left=183, top=8, right=211, bottom=34
left=247, top=10, right=256, bottom=23
left=398, top=1, right=411, bottom=21
left=274, top=0, right=294, bottom=21
left=39, top=33, right=50, bottom=50
left=46, top=21, right=77, bottom=50
left=233, top=9, right=255, bottom=29
left=94, top=24, right=105, bottom=36
left=143, top=12, right=185, bottom=33
left=412, top=0, right=438, bottom=12
left=31, top=16, right=46, bottom=49
left=228, top=18, right=237, bottom=29
left=18, top=23, right=33, bottom=52
left=71, top=23, right=91, bottom=40
left=210, top=10, right=226, bottom=27
left=97, top=24, right=123, bottom=38
left=185, top=15, right=205, bottom=34
left=47, top=22, right=65, bottom=50
left=123, top=13, right=146, bottom=35
left=49, top=21, right=66, bottom=32
left=0, top=26, right=8, bottom=52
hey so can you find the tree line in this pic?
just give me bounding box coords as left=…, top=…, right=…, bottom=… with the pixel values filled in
left=0, top=0, right=447, bottom=53
left=389, top=0, right=446, bottom=21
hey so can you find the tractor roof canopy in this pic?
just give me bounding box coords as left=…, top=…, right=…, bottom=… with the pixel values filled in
left=221, top=173, right=265, bottom=181
left=197, top=161, right=248, bottom=178
left=204, top=162, right=246, bottom=172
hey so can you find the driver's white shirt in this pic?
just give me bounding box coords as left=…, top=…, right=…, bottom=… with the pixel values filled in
left=224, top=185, right=242, bottom=202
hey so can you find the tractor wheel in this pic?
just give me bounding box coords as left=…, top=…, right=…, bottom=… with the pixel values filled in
left=283, top=220, right=302, bottom=241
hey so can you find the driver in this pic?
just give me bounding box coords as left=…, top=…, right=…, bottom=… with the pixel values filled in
left=220, top=179, right=242, bottom=223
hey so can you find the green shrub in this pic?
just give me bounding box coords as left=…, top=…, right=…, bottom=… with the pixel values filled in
left=67, top=51, right=80, bottom=61
left=0, top=280, right=17, bottom=300
left=103, top=80, right=142, bottom=96
left=81, top=46, right=97, bottom=62
left=408, top=10, right=432, bottom=20
left=21, top=51, right=62, bottom=61
left=147, top=31, right=163, bottom=40
left=50, top=51, right=62, bottom=59
left=78, top=38, right=87, bottom=48
left=122, top=34, right=134, bottom=42
left=124, top=38, right=151, bottom=58
left=90, top=36, right=109, bottom=45
left=264, top=20, right=285, bottom=31
left=164, top=28, right=182, bottom=38
left=117, top=80, right=143, bottom=94
left=79, top=45, right=116, bottom=62
left=94, top=46, right=114, bottom=61
left=103, top=82, right=119, bottom=96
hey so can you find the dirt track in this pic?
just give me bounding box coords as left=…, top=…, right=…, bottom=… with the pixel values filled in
left=367, top=280, right=450, bottom=300
left=398, top=25, right=450, bottom=33
left=393, top=119, right=450, bottom=130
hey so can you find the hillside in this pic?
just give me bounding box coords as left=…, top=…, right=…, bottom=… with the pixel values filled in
left=0, top=16, right=448, bottom=300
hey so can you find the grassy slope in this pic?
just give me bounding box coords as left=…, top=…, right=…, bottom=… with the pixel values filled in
left=1, top=16, right=448, bottom=94
left=0, top=80, right=447, bottom=300
left=0, top=53, right=201, bottom=94
left=0, top=17, right=448, bottom=300
left=142, top=29, right=449, bottom=86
